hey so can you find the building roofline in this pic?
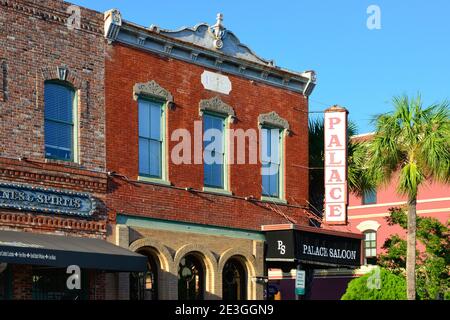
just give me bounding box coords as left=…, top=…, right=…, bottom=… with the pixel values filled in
left=104, top=9, right=316, bottom=96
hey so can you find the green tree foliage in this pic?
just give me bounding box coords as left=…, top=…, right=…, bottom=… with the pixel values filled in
left=378, top=208, right=450, bottom=300
left=366, top=95, right=450, bottom=299
left=341, top=267, right=407, bottom=300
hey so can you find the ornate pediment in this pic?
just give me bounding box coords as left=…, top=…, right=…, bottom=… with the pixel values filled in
left=157, top=14, right=274, bottom=67
left=258, top=111, right=290, bottom=132
left=133, top=80, right=173, bottom=102
left=199, top=96, right=235, bottom=120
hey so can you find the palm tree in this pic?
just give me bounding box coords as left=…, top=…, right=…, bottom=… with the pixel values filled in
left=367, top=95, right=450, bottom=300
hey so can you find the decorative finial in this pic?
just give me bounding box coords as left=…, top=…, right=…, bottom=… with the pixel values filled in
left=210, top=13, right=226, bottom=49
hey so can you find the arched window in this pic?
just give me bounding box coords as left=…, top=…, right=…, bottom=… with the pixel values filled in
left=222, top=258, right=247, bottom=300
left=130, top=251, right=158, bottom=300
left=363, top=230, right=377, bottom=265
left=178, top=254, right=204, bottom=300
left=44, top=81, right=76, bottom=161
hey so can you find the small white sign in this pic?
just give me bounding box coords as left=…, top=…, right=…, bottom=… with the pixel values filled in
left=295, top=270, right=306, bottom=295
left=201, top=70, right=232, bottom=95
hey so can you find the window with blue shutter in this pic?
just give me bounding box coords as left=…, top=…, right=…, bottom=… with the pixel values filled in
left=139, top=99, right=163, bottom=178
left=203, top=113, right=225, bottom=189
left=261, top=127, right=281, bottom=198
left=363, top=189, right=377, bottom=205
left=44, top=82, right=75, bottom=161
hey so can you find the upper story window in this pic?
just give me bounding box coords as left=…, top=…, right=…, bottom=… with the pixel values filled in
left=261, top=127, right=282, bottom=198
left=363, top=189, right=377, bottom=205
left=203, top=113, right=226, bottom=189
left=363, top=230, right=377, bottom=265
left=138, top=98, right=164, bottom=179
left=44, top=81, right=76, bottom=161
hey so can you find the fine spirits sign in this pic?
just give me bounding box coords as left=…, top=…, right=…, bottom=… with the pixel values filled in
left=0, top=182, right=96, bottom=217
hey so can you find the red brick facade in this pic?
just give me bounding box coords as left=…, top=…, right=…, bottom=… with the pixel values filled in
left=105, top=43, right=311, bottom=231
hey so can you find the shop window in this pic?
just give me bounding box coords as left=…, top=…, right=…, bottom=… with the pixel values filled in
left=261, top=127, right=282, bottom=198
left=222, top=258, right=247, bottom=300
left=363, top=189, right=377, bottom=205
left=0, top=264, right=11, bottom=300
left=139, top=98, right=165, bottom=179
left=178, top=254, right=205, bottom=300
left=44, top=81, right=77, bottom=161
left=364, top=230, right=377, bottom=265
left=203, top=113, right=226, bottom=189
left=32, top=267, right=88, bottom=300
left=130, top=252, right=158, bottom=300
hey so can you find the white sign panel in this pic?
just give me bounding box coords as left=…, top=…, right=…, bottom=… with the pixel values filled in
left=324, top=107, right=348, bottom=224
left=201, top=70, right=232, bottom=95
left=295, top=270, right=306, bottom=295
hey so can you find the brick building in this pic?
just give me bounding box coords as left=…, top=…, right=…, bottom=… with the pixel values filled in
left=0, top=0, right=145, bottom=300
left=0, top=0, right=365, bottom=301
left=103, top=8, right=364, bottom=301
left=103, top=9, right=323, bottom=300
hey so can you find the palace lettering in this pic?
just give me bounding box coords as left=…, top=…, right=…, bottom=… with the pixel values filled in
left=303, top=244, right=357, bottom=261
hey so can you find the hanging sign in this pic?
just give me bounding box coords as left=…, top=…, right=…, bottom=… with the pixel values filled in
left=324, top=106, right=349, bottom=224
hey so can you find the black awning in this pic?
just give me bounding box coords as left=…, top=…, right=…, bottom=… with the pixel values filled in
left=263, top=224, right=364, bottom=268
left=0, top=230, right=146, bottom=272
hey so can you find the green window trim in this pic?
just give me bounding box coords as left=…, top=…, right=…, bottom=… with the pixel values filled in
left=44, top=80, right=79, bottom=163
left=202, top=111, right=230, bottom=191
left=260, top=126, right=286, bottom=201
left=138, top=97, right=169, bottom=183
left=363, top=230, right=377, bottom=262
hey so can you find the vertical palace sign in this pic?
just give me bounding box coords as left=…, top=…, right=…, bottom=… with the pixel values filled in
left=324, top=106, right=349, bottom=224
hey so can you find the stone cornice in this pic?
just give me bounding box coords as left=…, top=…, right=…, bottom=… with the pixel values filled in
left=0, top=212, right=107, bottom=235
left=104, top=10, right=316, bottom=96
left=1, top=0, right=103, bottom=35
left=258, top=111, right=290, bottom=132
left=133, top=80, right=174, bottom=102
left=199, top=96, right=235, bottom=120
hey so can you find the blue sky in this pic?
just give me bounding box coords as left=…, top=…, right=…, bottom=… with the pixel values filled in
left=71, top=0, right=450, bottom=133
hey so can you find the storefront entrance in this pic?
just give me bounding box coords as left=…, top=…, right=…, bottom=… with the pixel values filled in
left=178, top=254, right=205, bottom=300
left=31, top=267, right=89, bottom=300
left=130, top=249, right=159, bottom=300
left=222, top=258, right=247, bottom=300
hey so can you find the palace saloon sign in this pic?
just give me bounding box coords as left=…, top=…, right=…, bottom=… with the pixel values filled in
left=265, top=228, right=362, bottom=267
left=324, top=106, right=349, bottom=224
left=0, top=182, right=96, bottom=217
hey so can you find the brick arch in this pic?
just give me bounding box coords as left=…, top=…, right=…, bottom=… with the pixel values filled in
left=174, top=244, right=219, bottom=299
left=129, top=238, right=174, bottom=273
left=41, top=65, right=83, bottom=89
left=218, top=249, right=257, bottom=300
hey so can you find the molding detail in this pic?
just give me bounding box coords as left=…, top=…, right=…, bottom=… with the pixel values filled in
left=356, top=220, right=381, bottom=232
left=41, top=66, right=82, bottom=89
left=133, top=80, right=174, bottom=102
left=104, top=9, right=122, bottom=43
left=199, top=96, right=235, bottom=119
left=0, top=213, right=106, bottom=234
left=258, top=111, right=290, bottom=131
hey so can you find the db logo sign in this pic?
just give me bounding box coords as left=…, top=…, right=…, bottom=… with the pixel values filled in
left=277, top=241, right=286, bottom=255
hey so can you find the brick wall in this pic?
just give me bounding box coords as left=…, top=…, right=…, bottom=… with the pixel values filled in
left=0, top=0, right=108, bottom=235
left=0, top=0, right=105, bottom=172
left=105, top=43, right=311, bottom=231
left=11, top=264, right=32, bottom=300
